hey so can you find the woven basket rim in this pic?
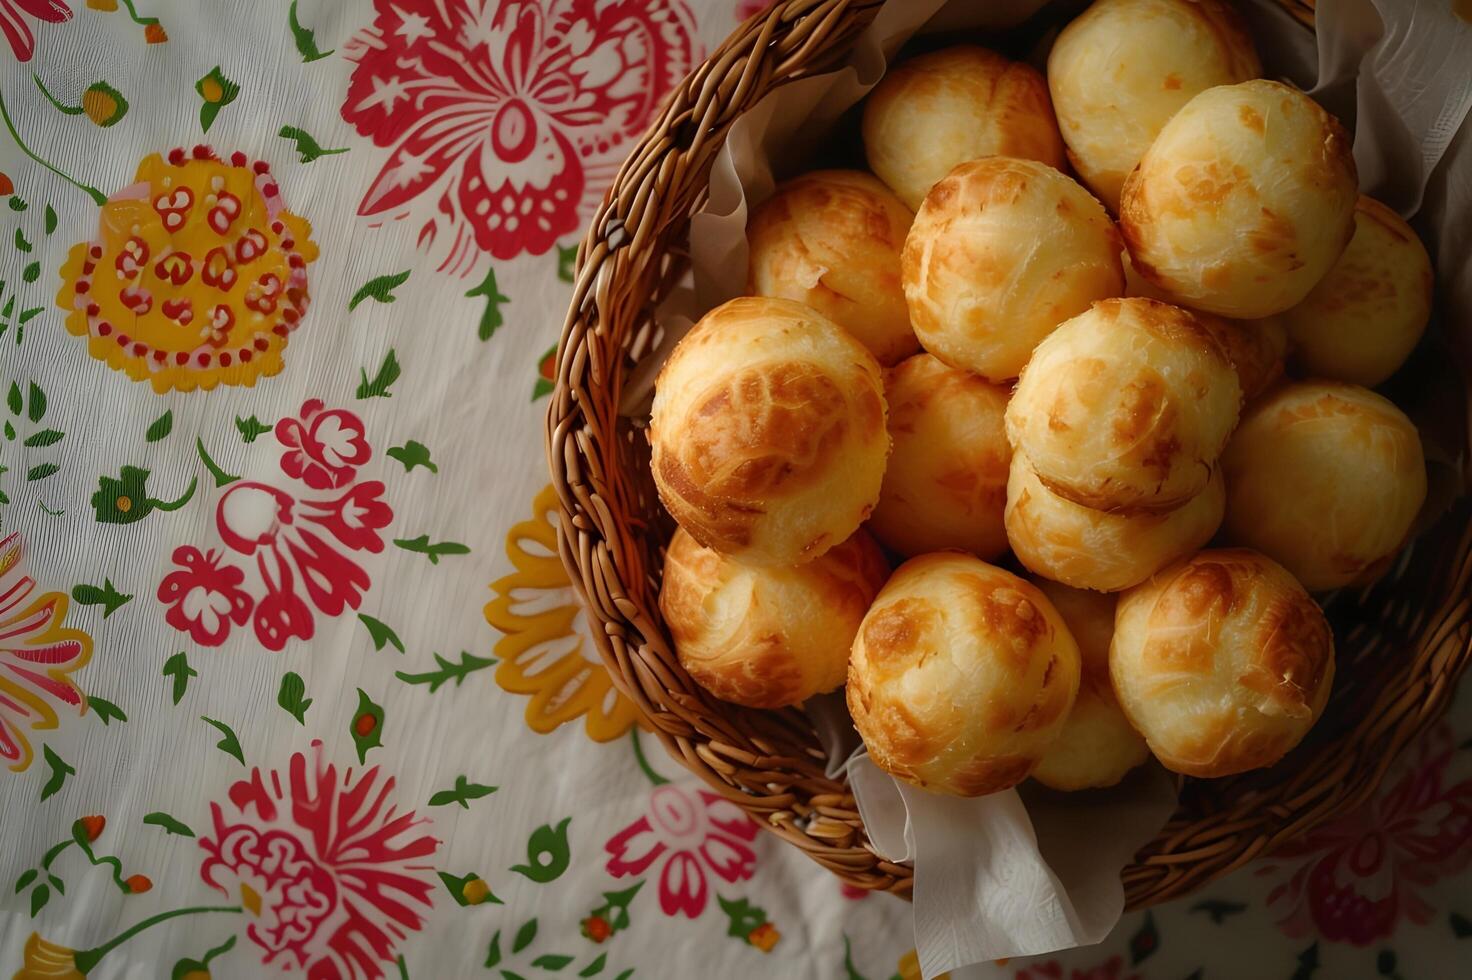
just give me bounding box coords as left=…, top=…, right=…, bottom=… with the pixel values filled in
left=544, top=0, right=1472, bottom=909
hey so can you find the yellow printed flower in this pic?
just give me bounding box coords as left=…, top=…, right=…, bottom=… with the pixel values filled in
left=14, top=933, right=83, bottom=980
left=56, top=146, right=318, bottom=393
left=484, top=485, right=642, bottom=742
left=1, top=534, right=94, bottom=774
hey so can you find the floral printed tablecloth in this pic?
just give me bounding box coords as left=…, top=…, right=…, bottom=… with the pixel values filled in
left=1, top=2, right=1468, bottom=979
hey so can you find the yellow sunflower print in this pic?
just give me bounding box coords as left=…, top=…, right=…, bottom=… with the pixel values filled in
left=485, top=485, right=642, bottom=742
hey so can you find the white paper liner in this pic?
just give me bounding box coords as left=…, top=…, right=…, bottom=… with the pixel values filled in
left=640, top=0, right=1472, bottom=975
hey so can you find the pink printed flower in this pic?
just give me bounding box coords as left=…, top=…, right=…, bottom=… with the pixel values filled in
left=1015, top=956, right=1140, bottom=980
left=156, top=546, right=254, bottom=647
left=1, top=0, right=70, bottom=63
left=604, top=782, right=759, bottom=918
left=1, top=533, right=93, bottom=774
left=1257, top=725, right=1472, bottom=945
left=199, top=742, right=439, bottom=978
left=340, top=0, right=699, bottom=273
left=276, top=399, right=372, bottom=490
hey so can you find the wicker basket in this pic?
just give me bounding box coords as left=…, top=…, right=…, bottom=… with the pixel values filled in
left=545, top=0, right=1472, bottom=908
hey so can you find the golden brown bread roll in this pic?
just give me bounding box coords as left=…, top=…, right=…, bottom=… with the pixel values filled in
left=1119, top=79, right=1358, bottom=318
left=1123, top=251, right=1286, bottom=401
left=1005, top=298, right=1241, bottom=513
left=661, top=528, right=889, bottom=708
left=1029, top=581, right=1148, bottom=790
left=746, top=170, right=919, bottom=366
left=1281, top=196, right=1434, bottom=386
left=868, top=354, right=1012, bottom=559
left=649, top=296, right=889, bottom=566
left=1048, top=0, right=1260, bottom=212
left=1111, top=548, right=1335, bottom=777
left=902, top=157, right=1124, bottom=382
left=1006, top=452, right=1225, bottom=592
left=1221, top=381, right=1427, bottom=591
left=862, top=45, right=1066, bottom=211
left=847, top=553, right=1081, bottom=797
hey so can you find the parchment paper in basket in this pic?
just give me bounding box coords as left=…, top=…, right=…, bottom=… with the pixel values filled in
left=620, top=0, right=1472, bottom=975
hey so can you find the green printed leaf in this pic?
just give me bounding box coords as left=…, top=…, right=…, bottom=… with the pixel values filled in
left=511, top=817, right=571, bottom=884
left=485, top=932, right=503, bottom=969
left=578, top=954, right=607, bottom=977
left=1453, top=912, right=1472, bottom=938
left=841, top=935, right=864, bottom=980
left=18, top=306, right=43, bottom=323
left=393, top=534, right=470, bottom=565
left=1291, top=942, right=1320, bottom=980
left=171, top=934, right=237, bottom=980
left=196, top=438, right=241, bottom=487
left=438, top=870, right=500, bottom=907
left=71, top=579, right=132, bottom=617
left=387, top=440, right=437, bottom=474
left=465, top=266, right=510, bottom=341
left=358, top=613, right=404, bottom=653
left=8, top=196, right=26, bottom=211
left=235, top=415, right=272, bottom=443
left=196, top=67, right=240, bottom=134
left=279, top=125, right=349, bottom=163
left=532, top=345, right=557, bottom=401
left=396, top=954, right=408, bottom=980
left=394, top=651, right=496, bottom=693
left=357, top=349, right=402, bottom=399
left=513, top=919, right=538, bottom=954
left=22, top=261, right=38, bottom=283
left=350, top=270, right=411, bottom=311
left=278, top=672, right=313, bottom=724
left=23, top=428, right=63, bottom=448
left=201, top=716, right=245, bottom=765
left=428, top=774, right=497, bottom=809
left=6, top=382, right=20, bottom=415
left=162, top=651, right=197, bottom=705
left=39, top=746, right=74, bottom=802
left=145, top=410, right=173, bottom=442
left=47, top=875, right=62, bottom=894
left=587, top=881, right=644, bottom=937
left=14, top=869, right=38, bottom=893
left=1190, top=899, right=1248, bottom=925
left=611, top=971, right=633, bottom=980
left=44, top=205, right=55, bottom=234
left=557, top=244, right=577, bottom=283
left=15, top=227, right=31, bottom=252
left=1130, top=911, right=1159, bottom=966
left=30, top=883, right=49, bottom=916
left=143, top=812, right=195, bottom=837
left=91, top=466, right=197, bottom=524
left=717, top=895, right=767, bottom=940
left=289, top=0, right=334, bottom=62
left=87, top=695, right=127, bottom=724
left=350, top=688, right=384, bottom=763
left=533, top=955, right=574, bottom=971
left=26, top=378, right=44, bottom=418
left=26, top=462, right=58, bottom=481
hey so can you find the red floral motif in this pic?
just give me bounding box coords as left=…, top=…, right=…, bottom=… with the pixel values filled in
left=158, top=546, right=253, bottom=647
left=1, top=0, right=70, bottom=62
left=1, top=533, right=93, bottom=774
left=734, top=0, right=775, bottom=21
left=276, top=399, right=372, bottom=490
left=1257, top=725, right=1472, bottom=945
left=340, top=0, right=699, bottom=274
left=156, top=400, right=392, bottom=651
left=199, top=742, right=438, bottom=978
left=1014, top=956, right=1140, bottom=980
left=604, top=782, right=759, bottom=918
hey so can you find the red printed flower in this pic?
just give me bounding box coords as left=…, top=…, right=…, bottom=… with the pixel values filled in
left=604, top=782, right=759, bottom=918
left=1, top=1, right=71, bottom=62
left=1, top=533, right=93, bottom=774
left=199, top=742, right=438, bottom=978
left=1257, top=724, right=1472, bottom=945
left=734, top=0, right=775, bottom=22
left=1015, top=956, right=1140, bottom=980
left=157, top=546, right=254, bottom=647
left=157, top=399, right=394, bottom=652
left=276, top=399, right=372, bottom=490
left=340, top=0, right=699, bottom=273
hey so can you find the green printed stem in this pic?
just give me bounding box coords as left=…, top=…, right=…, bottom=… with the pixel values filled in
left=630, top=729, right=669, bottom=787
left=40, top=839, right=72, bottom=870
left=0, top=89, right=106, bottom=205
left=119, top=0, right=159, bottom=26
left=31, top=74, right=84, bottom=115
left=74, top=905, right=241, bottom=973
left=72, top=825, right=131, bottom=894
left=196, top=438, right=240, bottom=486
left=148, top=475, right=198, bottom=512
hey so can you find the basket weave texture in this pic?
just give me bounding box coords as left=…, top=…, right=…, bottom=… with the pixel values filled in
left=545, top=0, right=1472, bottom=908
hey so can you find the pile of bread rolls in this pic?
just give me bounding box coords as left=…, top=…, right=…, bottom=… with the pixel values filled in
left=650, top=0, right=1432, bottom=798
